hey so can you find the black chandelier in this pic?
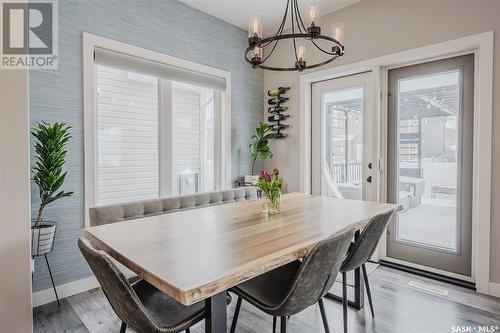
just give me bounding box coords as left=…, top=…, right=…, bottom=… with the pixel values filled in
left=245, top=0, right=345, bottom=71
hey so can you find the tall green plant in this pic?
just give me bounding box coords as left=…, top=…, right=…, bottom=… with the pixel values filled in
left=32, top=121, right=73, bottom=226
left=249, top=122, right=275, bottom=175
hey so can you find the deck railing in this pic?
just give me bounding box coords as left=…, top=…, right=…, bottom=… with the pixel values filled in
left=330, top=161, right=362, bottom=184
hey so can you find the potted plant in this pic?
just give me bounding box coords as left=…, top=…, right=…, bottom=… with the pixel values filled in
left=246, top=122, right=275, bottom=185
left=256, top=168, right=284, bottom=215
left=31, top=121, right=73, bottom=257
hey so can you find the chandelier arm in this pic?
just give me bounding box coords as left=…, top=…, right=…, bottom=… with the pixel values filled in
left=310, top=39, right=338, bottom=56
left=303, top=55, right=342, bottom=69
left=267, top=0, right=290, bottom=45
left=260, top=0, right=290, bottom=48
left=295, top=0, right=308, bottom=33
left=253, top=55, right=341, bottom=71
left=261, top=38, right=281, bottom=63
left=244, top=50, right=255, bottom=66
left=292, top=38, right=299, bottom=63
left=290, top=0, right=300, bottom=64
left=278, top=0, right=290, bottom=35
left=259, top=33, right=342, bottom=47
left=292, top=0, right=303, bottom=33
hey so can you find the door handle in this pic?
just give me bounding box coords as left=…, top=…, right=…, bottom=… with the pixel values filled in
left=366, top=175, right=372, bottom=183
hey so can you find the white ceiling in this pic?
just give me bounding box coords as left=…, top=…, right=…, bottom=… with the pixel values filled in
left=178, top=0, right=361, bottom=34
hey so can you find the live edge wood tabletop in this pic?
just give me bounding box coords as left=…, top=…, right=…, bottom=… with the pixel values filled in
left=82, top=193, right=399, bottom=307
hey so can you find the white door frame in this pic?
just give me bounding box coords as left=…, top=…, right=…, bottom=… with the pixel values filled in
left=299, top=32, right=493, bottom=294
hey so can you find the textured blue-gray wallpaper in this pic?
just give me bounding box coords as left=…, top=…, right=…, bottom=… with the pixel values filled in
left=29, top=0, right=263, bottom=292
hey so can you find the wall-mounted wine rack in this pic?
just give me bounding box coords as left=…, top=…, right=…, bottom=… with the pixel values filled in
left=267, top=86, right=290, bottom=138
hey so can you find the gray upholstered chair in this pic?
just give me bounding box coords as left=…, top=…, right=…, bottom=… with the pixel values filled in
left=339, top=210, right=394, bottom=333
left=78, top=237, right=230, bottom=333
left=229, top=227, right=355, bottom=333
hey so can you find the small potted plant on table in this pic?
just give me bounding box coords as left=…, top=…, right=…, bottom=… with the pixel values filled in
left=256, top=168, right=284, bottom=215
left=246, top=122, right=275, bottom=185
left=31, top=121, right=73, bottom=306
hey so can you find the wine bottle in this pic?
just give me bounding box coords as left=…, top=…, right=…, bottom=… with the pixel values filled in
left=268, top=96, right=289, bottom=105
left=267, top=87, right=290, bottom=96
left=268, top=106, right=288, bottom=114
left=274, top=132, right=288, bottom=139
left=268, top=114, right=290, bottom=122
left=270, top=124, right=289, bottom=131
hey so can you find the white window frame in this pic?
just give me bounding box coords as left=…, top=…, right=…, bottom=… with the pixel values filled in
left=83, top=33, right=232, bottom=226
left=300, top=32, right=493, bottom=295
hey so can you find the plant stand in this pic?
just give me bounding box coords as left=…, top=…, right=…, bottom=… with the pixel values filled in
left=32, top=221, right=60, bottom=307
left=40, top=253, right=60, bottom=307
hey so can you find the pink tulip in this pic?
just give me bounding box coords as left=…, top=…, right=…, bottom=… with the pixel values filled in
left=263, top=171, right=270, bottom=182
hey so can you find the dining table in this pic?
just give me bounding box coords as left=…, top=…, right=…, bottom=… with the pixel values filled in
left=82, top=192, right=399, bottom=333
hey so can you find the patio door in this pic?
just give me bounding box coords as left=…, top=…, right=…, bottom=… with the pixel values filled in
left=311, top=72, right=376, bottom=201
left=386, top=54, right=474, bottom=278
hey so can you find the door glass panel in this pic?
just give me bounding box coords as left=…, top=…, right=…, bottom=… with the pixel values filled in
left=321, top=87, right=364, bottom=200
left=396, top=70, right=459, bottom=252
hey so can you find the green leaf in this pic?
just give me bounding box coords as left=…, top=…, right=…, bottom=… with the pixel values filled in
left=257, top=140, right=268, bottom=148
left=249, top=122, right=275, bottom=164
left=258, top=150, right=273, bottom=160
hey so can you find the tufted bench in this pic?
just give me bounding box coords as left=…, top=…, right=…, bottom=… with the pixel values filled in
left=89, top=187, right=258, bottom=227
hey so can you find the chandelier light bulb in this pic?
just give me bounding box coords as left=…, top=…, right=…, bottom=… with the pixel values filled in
left=309, top=5, right=320, bottom=27
left=248, top=17, right=263, bottom=39
left=331, top=22, right=344, bottom=44
left=251, top=46, right=263, bottom=63
left=297, top=44, right=306, bottom=61
left=254, top=46, right=262, bottom=58
left=295, top=43, right=307, bottom=71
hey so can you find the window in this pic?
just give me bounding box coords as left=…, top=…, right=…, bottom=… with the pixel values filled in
left=90, top=45, right=229, bottom=206
left=170, top=82, right=217, bottom=196
left=96, top=66, right=160, bottom=205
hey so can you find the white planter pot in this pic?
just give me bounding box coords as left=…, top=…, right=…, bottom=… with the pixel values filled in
left=244, top=175, right=260, bottom=185
left=31, top=221, right=57, bottom=257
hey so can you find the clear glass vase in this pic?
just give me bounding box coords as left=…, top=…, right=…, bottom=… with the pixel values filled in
left=262, top=191, right=281, bottom=215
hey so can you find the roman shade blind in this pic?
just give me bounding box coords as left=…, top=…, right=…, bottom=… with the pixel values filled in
left=94, top=47, right=227, bottom=91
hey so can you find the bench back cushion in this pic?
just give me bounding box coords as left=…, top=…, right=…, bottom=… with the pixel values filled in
left=89, top=187, right=258, bottom=226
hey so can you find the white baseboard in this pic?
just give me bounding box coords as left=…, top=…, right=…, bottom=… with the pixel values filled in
left=489, top=282, right=500, bottom=298
left=32, top=263, right=137, bottom=308
left=32, top=275, right=99, bottom=308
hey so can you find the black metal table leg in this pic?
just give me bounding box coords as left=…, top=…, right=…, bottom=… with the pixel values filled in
left=205, top=292, right=227, bottom=333
left=325, top=230, right=364, bottom=310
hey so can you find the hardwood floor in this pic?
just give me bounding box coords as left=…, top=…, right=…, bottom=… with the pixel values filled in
left=33, top=266, right=500, bottom=333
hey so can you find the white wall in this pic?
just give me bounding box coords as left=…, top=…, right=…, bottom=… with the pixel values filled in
left=0, top=59, right=33, bottom=331
left=262, top=0, right=500, bottom=283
